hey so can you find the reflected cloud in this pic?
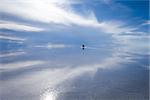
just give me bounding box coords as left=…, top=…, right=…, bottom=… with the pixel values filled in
left=0, top=51, right=26, bottom=58
left=35, top=43, right=72, bottom=49
left=114, top=34, right=149, bottom=55
left=34, top=50, right=134, bottom=95
left=37, top=40, right=147, bottom=98
left=0, top=34, right=25, bottom=41
left=1, top=36, right=148, bottom=99
left=0, top=60, right=46, bottom=71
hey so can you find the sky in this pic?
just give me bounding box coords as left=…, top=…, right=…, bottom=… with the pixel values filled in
left=0, top=0, right=149, bottom=31
left=0, top=0, right=149, bottom=57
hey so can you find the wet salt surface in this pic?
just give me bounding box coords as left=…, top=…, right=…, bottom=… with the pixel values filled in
left=0, top=28, right=149, bottom=100
left=0, top=43, right=149, bottom=100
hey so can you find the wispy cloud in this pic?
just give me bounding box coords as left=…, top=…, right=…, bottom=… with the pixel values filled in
left=0, top=0, right=87, bottom=25
left=142, top=20, right=150, bottom=26
left=0, top=0, right=135, bottom=34
left=97, top=21, right=136, bottom=34
left=35, top=43, right=71, bottom=49
left=0, top=20, right=44, bottom=32
left=123, top=31, right=148, bottom=36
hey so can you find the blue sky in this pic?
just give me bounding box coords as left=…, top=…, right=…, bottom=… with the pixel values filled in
left=0, top=0, right=149, bottom=52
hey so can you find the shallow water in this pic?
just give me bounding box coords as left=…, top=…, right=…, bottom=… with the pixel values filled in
left=0, top=29, right=149, bottom=100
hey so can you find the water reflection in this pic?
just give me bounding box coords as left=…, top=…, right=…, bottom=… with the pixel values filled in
left=1, top=42, right=149, bottom=100
left=41, top=91, right=57, bottom=100
left=0, top=30, right=149, bottom=100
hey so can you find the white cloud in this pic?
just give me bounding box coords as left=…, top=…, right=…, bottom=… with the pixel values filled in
left=0, top=0, right=135, bottom=34
left=0, top=20, right=44, bottom=32
left=0, top=34, right=25, bottom=41
left=97, top=21, right=136, bottom=34
left=124, top=31, right=147, bottom=35
left=35, top=43, right=71, bottom=49
left=146, top=20, right=150, bottom=25
left=0, top=0, right=82, bottom=25
left=0, top=51, right=26, bottom=58
left=142, top=20, right=150, bottom=25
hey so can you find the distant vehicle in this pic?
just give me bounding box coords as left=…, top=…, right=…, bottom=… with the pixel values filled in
left=82, top=44, right=85, bottom=50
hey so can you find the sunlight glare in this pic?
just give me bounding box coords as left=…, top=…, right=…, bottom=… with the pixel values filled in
left=41, top=91, right=57, bottom=100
